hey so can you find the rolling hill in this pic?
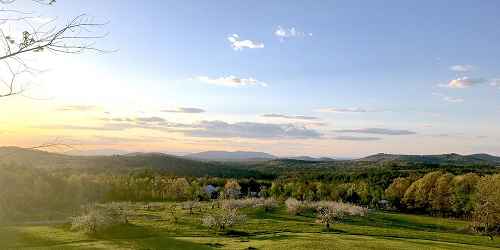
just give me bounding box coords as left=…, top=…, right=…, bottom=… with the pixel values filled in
left=357, top=153, right=500, bottom=166
left=184, top=151, right=276, bottom=161
left=0, top=147, right=270, bottom=178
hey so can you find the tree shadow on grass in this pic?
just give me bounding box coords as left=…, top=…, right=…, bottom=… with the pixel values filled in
left=345, top=213, right=455, bottom=233
left=93, top=224, right=157, bottom=240
left=93, top=224, right=215, bottom=250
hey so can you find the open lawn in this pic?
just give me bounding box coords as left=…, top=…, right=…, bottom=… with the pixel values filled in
left=1, top=202, right=499, bottom=250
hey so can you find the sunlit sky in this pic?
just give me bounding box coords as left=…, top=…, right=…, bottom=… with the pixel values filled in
left=1, top=1, right=500, bottom=157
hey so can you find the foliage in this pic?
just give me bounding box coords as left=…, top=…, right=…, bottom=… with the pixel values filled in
left=471, top=174, right=500, bottom=238
left=224, top=180, right=242, bottom=199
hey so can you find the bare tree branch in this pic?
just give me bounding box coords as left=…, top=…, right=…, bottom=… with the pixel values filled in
left=0, top=1, right=109, bottom=98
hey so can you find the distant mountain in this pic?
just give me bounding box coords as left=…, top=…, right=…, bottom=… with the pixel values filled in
left=65, top=149, right=129, bottom=156
left=185, top=151, right=276, bottom=161
left=357, top=153, right=500, bottom=166
left=282, top=156, right=336, bottom=162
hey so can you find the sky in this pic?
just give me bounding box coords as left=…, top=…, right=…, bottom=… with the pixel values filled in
left=1, top=0, right=500, bottom=157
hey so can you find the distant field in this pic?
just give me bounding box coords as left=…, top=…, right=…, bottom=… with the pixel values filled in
left=1, top=203, right=499, bottom=250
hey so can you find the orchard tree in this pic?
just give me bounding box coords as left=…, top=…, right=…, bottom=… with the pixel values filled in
left=451, top=173, right=480, bottom=216
left=429, top=173, right=454, bottom=215
left=316, top=205, right=345, bottom=230
left=403, top=171, right=442, bottom=211
left=471, top=174, right=500, bottom=240
left=224, top=179, right=241, bottom=199
left=385, top=177, right=412, bottom=209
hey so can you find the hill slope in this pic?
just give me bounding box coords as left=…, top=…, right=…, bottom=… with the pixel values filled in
left=185, top=151, right=276, bottom=161
left=358, top=153, right=500, bottom=165
left=0, top=147, right=269, bottom=178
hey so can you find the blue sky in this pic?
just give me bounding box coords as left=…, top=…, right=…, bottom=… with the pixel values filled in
left=2, top=0, right=500, bottom=157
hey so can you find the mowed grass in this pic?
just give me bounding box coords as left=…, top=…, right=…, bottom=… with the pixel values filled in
left=1, top=202, right=499, bottom=250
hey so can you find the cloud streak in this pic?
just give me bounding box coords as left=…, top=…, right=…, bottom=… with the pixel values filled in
left=195, top=76, right=267, bottom=87
left=441, top=76, right=485, bottom=88
left=262, top=113, right=318, bottom=120
left=449, top=64, right=475, bottom=72
left=39, top=117, right=322, bottom=140
left=56, top=105, right=99, bottom=112
left=227, top=34, right=264, bottom=50
left=432, top=92, right=464, bottom=103
left=335, top=128, right=416, bottom=135
left=162, top=107, right=205, bottom=113
left=333, top=136, right=381, bottom=141
left=317, top=107, right=376, bottom=113
left=490, top=79, right=500, bottom=88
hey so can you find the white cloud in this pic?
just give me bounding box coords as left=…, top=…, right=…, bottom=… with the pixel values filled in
left=441, top=76, right=485, bottom=88
left=490, top=79, right=500, bottom=88
left=449, top=64, right=475, bottom=72
left=195, top=76, right=267, bottom=87
left=186, top=121, right=321, bottom=139
left=227, top=34, right=264, bottom=50
left=432, top=92, right=464, bottom=103
left=317, top=107, right=377, bottom=113
left=274, top=26, right=312, bottom=41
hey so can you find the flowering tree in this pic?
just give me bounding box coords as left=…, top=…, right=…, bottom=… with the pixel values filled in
left=202, top=208, right=247, bottom=232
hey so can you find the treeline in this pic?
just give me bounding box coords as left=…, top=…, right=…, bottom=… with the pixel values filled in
left=384, top=171, right=500, bottom=218
left=1, top=164, right=498, bottom=226
left=0, top=165, right=267, bottom=222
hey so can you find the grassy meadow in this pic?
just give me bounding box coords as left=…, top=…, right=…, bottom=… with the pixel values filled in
left=1, top=202, right=499, bottom=250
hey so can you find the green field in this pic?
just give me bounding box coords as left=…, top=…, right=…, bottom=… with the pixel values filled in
left=1, top=203, right=499, bottom=250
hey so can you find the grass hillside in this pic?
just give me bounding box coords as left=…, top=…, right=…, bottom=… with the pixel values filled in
left=2, top=202, right=499, bottom=250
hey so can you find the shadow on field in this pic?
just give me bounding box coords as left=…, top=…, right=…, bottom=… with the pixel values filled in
left=345, top=212, right=456, bottom=232
left=94, top=224, right=214, bottom=250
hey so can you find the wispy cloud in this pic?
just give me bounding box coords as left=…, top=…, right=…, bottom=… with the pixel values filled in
left=186, top=121, right=321, bottom=139
left=162, top=107, right=205, bottom=114
left=333, top=136, right=381, bottom=141
left=432, top=92, right=464, bottom=103
left=317, top=107, right=377, bottom=113
left=335, top=128, right=416, bottom=135
left=56, top=105, right=99, bottom=112
left=449, top=64, right=475, bottom=72
left=490, top=79, right=500, bottom=88
left=440, top=76, right=485, bottom=88
left=38, top=117, right=322, bottom=140
left=227, top=34, right=264, bottom=50
left=195, top=76, right=267, bottom=87
left=262, top=113, right=318, bottom=120
left=274, top=26, right=312, bottom=42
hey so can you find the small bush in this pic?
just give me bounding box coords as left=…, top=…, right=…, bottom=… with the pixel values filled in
left=71, top=204, right=127, bottom=234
